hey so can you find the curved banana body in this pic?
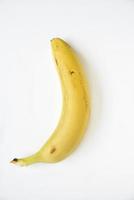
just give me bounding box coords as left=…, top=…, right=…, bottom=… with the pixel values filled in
left=11, top=38, right=90, bottom=166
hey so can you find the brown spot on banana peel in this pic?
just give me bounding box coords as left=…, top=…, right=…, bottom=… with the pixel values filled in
left=50, top=147, right=56, bottom=154
left=55, top=58, right=58, bottom=66
left=69, top=70, right=75, bottom=75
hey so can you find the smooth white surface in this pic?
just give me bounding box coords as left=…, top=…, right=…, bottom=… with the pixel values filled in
left=0, top=0, right=134, bottom=199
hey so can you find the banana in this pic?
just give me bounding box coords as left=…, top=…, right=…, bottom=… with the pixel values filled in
left=11, top=38, right=90, bottom=166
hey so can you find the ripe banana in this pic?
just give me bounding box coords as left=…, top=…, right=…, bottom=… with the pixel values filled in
left=11, top=38, right=90, bottom=166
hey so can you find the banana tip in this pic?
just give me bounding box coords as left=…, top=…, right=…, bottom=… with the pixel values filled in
left=10, top=158, right=18, bottom=164
left=10, top=158, right=25, bottom=167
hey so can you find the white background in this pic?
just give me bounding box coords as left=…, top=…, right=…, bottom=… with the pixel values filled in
left=0, top=0, right=134, bottom=199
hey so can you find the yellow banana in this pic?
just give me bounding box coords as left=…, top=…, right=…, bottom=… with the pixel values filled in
left=11, top=38, right=90, bottom=166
